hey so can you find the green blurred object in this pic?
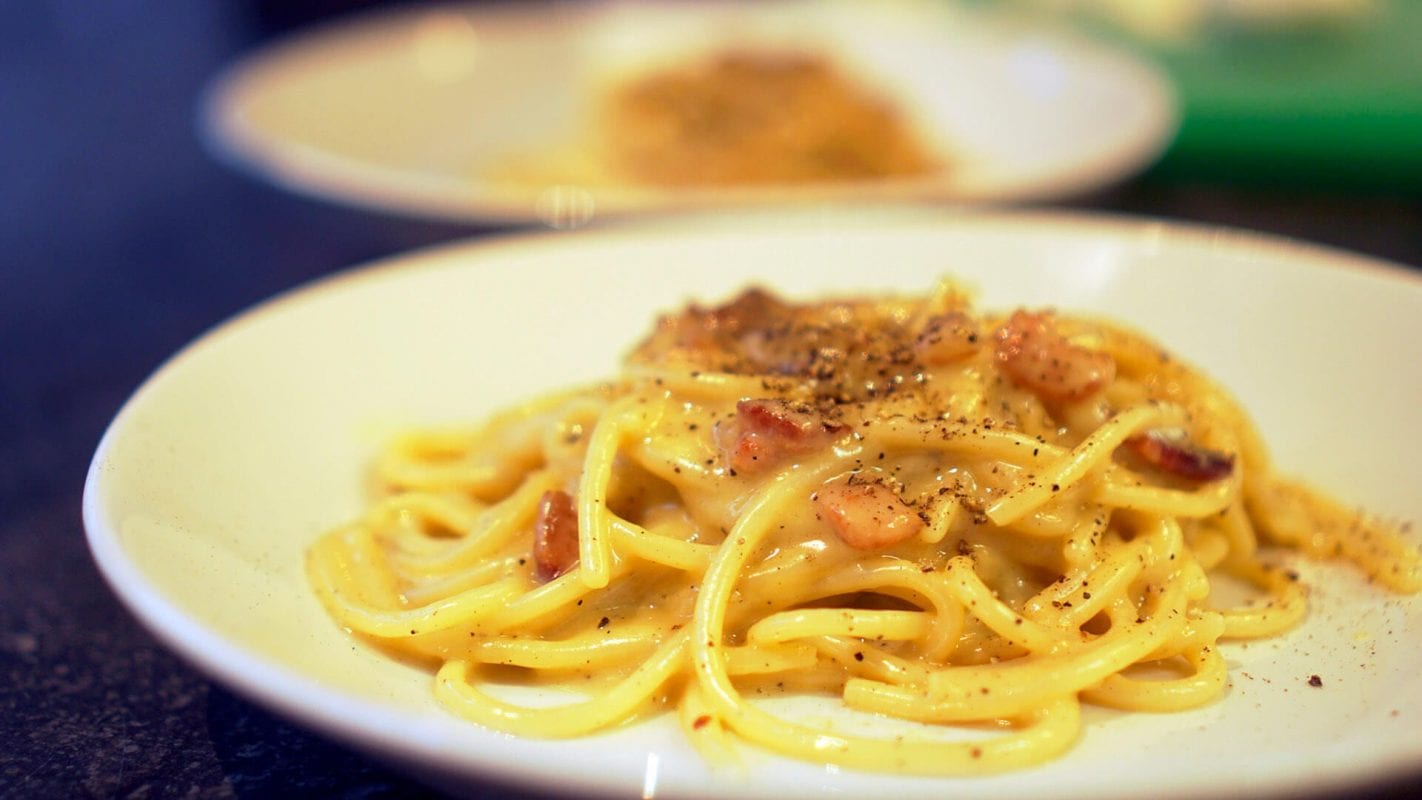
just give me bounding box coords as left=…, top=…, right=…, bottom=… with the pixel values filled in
left=1130, top=2, right=1422, bottom=192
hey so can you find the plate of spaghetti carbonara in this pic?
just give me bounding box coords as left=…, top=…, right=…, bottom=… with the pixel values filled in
left=86, top=208, right=1422, bottom=799
left=200, top=1, right=1175, bottom=224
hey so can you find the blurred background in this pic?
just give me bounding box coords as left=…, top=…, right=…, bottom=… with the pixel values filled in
left=2, top=1, right=1419, bottom=797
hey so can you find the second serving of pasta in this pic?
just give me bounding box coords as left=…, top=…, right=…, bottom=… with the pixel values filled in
left=308, top=280, right=1419, bottom=775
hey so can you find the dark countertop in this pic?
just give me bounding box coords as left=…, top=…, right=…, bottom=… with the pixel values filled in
left=2, top=3, right=1419, bottom=798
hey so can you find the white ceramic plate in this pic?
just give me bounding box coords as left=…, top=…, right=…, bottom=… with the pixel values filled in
left=200, top=0, right=1177, bottom=224
left=85, top=208, right=1421, bottom=799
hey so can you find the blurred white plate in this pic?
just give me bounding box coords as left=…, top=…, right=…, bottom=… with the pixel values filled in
left=85, top=208, right=1421, bottom=799
left=200, top=1, right=1177, bottom=224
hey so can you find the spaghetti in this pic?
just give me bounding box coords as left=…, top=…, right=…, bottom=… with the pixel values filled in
left=307, top=280, right=1420, bottom=774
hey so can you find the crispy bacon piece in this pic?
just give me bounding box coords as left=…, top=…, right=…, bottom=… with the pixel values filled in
left=813, top=476, right=924, bottom=550
left=717, top=398, right=846, bottom=474
left=534, top=490, right=580, bottom=581
left=914, top=311, right=980, bottom=365
left=1125, top=429, right=1235, bottom=481
left=994, top=310, right=1115, bottom=402
left=636, top=288, right=789, bottom=362
left=708, top=287, right=787, bottom=337
left=632, top=288, right=936, bottom=402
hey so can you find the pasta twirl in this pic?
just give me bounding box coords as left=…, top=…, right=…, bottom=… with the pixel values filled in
left=307, top=280, right=1420, bottom=775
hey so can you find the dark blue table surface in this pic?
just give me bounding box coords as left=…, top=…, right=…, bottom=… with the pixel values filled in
left=3, top=3, right=1419, bottom=798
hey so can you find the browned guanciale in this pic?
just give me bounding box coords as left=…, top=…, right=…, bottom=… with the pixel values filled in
left=813, top=475, right=924, bottom=550
left=717, top=398, right=846, bottom=474
left=1125, top=429, right=1235, bottom=482
left=994, top=310, right=1115, bottom=402
left=534, top=490, right=580, bottom=580
left=636, top=288, right=789, bottom=363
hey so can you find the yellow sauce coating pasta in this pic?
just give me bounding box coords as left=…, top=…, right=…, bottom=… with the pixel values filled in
left=308, top=280, right=1420, bottom=775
